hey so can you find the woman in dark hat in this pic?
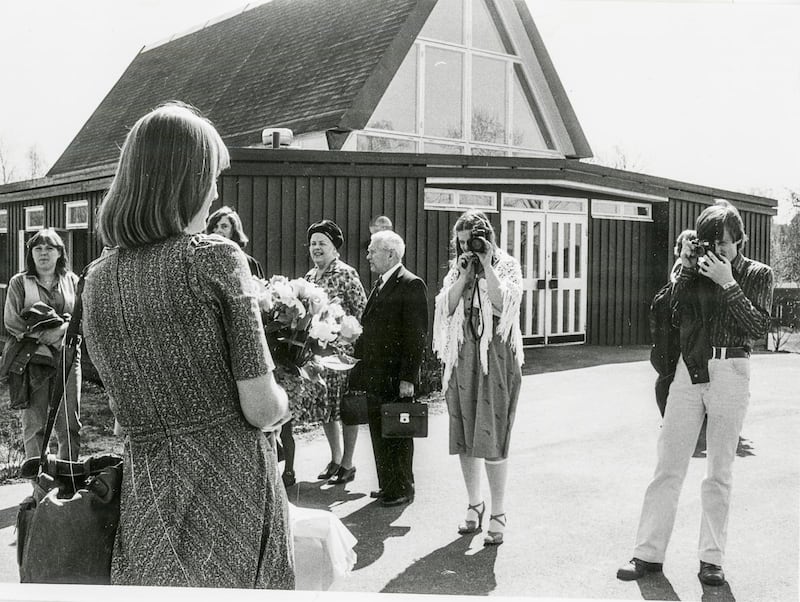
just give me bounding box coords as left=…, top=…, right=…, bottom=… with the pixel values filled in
left=206, top=205, right=264, bottom=278
left=303, top=219, right=367, bottom=485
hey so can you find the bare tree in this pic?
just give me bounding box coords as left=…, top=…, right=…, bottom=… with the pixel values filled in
left=583, top=144, right=647, bottom=172
left=26, top=144, right=47, bottom=179
left=0, top=137, right=17, bottom=184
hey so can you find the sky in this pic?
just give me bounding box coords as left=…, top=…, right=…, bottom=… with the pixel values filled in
left=0, top=0, right=798, bottom=219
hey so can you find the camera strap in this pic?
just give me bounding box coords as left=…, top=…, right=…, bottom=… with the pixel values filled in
left=468, top=280, right=484, bottom=341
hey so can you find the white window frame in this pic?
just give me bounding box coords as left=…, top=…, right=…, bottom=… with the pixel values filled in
left=65, top=200, right=90, bottom=229
left=358, top=0, right=559, bottom=158
left=24, top=205, right=45, bottom=231
left=0, top=209, right=7, bottom=234
left=502, top=194, right=587, bottom=214
left=424, top=188, right=497, bottom=212
left=591, top=200, right=653, bottom=222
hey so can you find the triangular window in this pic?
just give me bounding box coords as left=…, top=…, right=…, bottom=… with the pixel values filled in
left=368, top=49, right=418, bottom=134
left=511, top=68, right=547, bottom=149
left=419, top=0, right=463, bottom=45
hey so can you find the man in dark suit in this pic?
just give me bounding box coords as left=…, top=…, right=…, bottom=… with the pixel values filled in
left=351, top=230, right=428, bottom=507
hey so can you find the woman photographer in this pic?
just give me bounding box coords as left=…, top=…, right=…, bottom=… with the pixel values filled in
left=82, top=102, right=293, bottom=588
left=2, top=229, right=81, bottom=462
left=432, top=210, right=524, bottom=546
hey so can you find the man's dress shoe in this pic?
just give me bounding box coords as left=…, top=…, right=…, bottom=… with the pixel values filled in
left=698, top=561, right=725, bottom=586
left=616, top=557, right=663, bottom=581
left=380, top=494, right=412, bottom=507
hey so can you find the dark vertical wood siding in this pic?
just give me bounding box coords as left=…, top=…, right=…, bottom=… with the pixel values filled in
left=587, top=212, right=655, bottom=346
left=216, top=173, right=442, bottom=291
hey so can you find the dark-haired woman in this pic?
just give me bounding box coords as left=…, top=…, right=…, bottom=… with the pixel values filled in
left=432, top=210, right=524, bottom=546
left=2, top=228, right=81, bottom=461
left=206, top=205, right=264, bottom=278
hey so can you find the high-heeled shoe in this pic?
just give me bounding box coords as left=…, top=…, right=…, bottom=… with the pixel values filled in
left=457, top=501, right=485, bottom=535
left=483, top=513, right=506, bottom=546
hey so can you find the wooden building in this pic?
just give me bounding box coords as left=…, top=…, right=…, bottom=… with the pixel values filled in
left=0, top=0, right=777, bottom=347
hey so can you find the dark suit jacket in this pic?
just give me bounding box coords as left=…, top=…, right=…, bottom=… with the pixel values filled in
left=351, top=265, right=428, bottom=398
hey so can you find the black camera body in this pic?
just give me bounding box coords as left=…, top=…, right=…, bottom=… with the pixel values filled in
left=690, top=238, right=712, bottom=257
left=467, top=226, right=488, bottom=254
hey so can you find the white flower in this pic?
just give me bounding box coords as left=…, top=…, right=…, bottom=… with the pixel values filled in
left=339, top=315, right=362, bottom=343
left=308, top=314, right=340, bottom=348
left=325, top=302, right=345, bottom=321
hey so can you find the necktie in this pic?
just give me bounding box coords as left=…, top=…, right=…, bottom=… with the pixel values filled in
left=371, top=275, right=383, bottom=295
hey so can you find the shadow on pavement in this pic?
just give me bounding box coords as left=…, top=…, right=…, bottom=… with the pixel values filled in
left=284, top=480, right=366, bottom=510
left=701, top=581, right=736, bottom=601
left=636, top=572, right=681, bottom=600
left=0, top=505, right=16, bottom=530
left=736, top=437, right=755, bottom=458
left=380, top=534, right=497, bottom=595
left=339, top=500, right=410, bottom=570
left=522, top=345, right=650, bottom=376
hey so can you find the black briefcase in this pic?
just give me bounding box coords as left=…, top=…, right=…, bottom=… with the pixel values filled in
left=381, top=399, right=428, bottom=438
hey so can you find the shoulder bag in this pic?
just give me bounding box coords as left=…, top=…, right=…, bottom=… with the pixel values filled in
left=16, top=269, right=124, bottom=584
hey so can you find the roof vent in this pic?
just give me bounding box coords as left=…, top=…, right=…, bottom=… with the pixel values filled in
left=262, top=128, right=294, bottom=149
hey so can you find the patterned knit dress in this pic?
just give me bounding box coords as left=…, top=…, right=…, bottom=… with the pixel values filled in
left=82, top=234, right=294, bottom=589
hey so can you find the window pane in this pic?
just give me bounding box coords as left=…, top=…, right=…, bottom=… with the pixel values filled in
left=563, top=225, right=570, bottom=278
left=425, top=48, right=463, bottom=138
left=356, top=135, right=416, bottom=153
left=562, top=290, right=570, bottom=333
left=549, top=199, right=585, bottom=213
left=424, top=142, right=464, bottom=154
left=471, top=0, right=507, bottom=53
left=471, top=55, right=506, bottom=143
left=506, top=221, right=515, bottom=257
left=68, top=204, right=89, bottom=226
left=575, top=224, right=582, bottom=278
left=424, top=190, right=456, bottom=207
left=532, top=221, right=540, bottom=279
left=574, top=290, right=581, bottom=333
left=419, top=0, right=463, bottom=44
left=550, top=290, right=558, bottom=334
left=551, top=222, right=558, bottom=278
left=471, top=146, right=505, bottom=156
left=0, top=211, right=7, bottom=231
left=511, top=71, right=546, bottom=149
left=459, top=192, right=494, bottom=208
left=368, top=49, right=417, bottom=133
left=519, top=221, right=527, bottom=276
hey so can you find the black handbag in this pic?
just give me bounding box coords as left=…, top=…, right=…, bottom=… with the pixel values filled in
left=16, top=270, right=125, bottom=584
left=381, top=399, right=428, bottom=438
left=340, top=391, right=369, bottom=426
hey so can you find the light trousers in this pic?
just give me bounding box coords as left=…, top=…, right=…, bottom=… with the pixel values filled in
left=633, top=355, right=749, bottom=566
left=21, top=356, right=82, bottom=462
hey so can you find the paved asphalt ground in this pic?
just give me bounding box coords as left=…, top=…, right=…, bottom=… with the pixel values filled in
left=0, top=347, right=797, bottom=602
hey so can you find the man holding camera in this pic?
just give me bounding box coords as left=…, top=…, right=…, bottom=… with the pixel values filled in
left=618, top=200, right=773, bottom=587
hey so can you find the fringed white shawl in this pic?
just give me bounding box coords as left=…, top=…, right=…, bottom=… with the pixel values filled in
left=432, top=249, right=524, bottom=388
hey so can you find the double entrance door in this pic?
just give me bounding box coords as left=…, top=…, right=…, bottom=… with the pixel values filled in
left=500, top=209, right=588, bottom=345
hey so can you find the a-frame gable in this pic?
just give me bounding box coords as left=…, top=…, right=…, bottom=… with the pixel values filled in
left=343, top=0, right=591, bottom=159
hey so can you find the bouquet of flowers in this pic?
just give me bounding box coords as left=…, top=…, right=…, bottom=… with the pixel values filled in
left=254, top=275, right=362, bottom=382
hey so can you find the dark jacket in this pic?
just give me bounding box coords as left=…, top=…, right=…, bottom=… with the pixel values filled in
left=672, top=270, right=716, bottom=384
left=350, top=265, right=428, bottom=398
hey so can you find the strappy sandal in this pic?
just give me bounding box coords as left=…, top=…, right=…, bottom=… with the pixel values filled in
left=483, top=513, right=506, bottom=546
left=458, top=501, right=485, bottom=535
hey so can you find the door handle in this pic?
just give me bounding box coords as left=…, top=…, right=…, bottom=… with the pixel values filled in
left=548, top=279, right=558, bottom=289
left=535, top=279, right=546, bottom=290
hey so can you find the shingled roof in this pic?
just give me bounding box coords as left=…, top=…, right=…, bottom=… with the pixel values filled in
left=49, top=0, right=431, bottom=175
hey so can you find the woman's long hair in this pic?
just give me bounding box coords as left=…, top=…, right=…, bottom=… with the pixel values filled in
left=97, top=101, right=230, bottom=248
left=449, top=210, right=497, bottom=259
left=205, top=205, right=249, bottom=249
left=25, top=228, right=68, bottom=276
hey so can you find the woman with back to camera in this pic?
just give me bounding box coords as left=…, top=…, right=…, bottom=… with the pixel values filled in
left=205, top=205, right=264, bottom=278
left=81, top=102, right=294, bottom=588
left=305, top=220, right=367, bottom=485
left=432, top=210, right=524, bottom=546
left=2, top=228, right=82, bottom=462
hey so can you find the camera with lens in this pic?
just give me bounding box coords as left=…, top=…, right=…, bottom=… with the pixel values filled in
left=467, top=226, right=489, bottom=254
left=690, top=238, right=712, bottom=257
